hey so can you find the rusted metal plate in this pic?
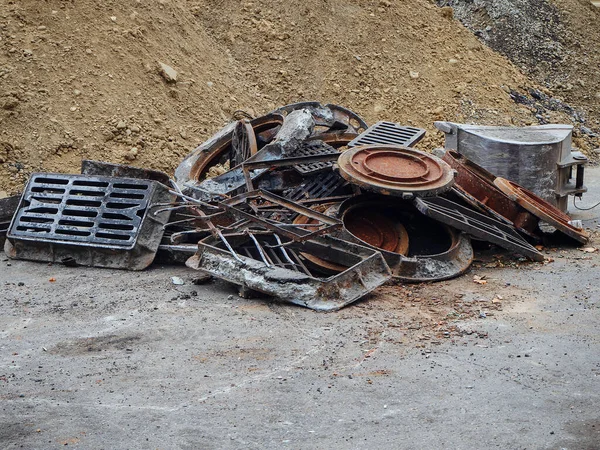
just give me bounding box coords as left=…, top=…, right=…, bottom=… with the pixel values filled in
left=494, top=177, right=589, bottom=245
left=414, top=196, right=545, bottom=262
left=442, top=150, right=541, bottom=239
left=337, top=145, right=454, bottom=198
left=343, top=207, right=409, bottom=255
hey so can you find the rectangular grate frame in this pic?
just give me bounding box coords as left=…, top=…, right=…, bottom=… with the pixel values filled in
left=348, top=121, right=426, bottom=148
left=6, top=173, right=175, bottom=270
left=9, top=174, right=156, bottom=248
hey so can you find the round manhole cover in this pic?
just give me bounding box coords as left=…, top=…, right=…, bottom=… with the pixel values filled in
left=338, top=145, right=454, bottom=197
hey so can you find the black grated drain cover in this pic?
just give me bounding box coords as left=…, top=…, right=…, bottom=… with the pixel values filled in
left=5, top=173, right=175, bottom=270
left=10, top=174, right=153, bottom=247
left=348, top=121, right=426, bottom=148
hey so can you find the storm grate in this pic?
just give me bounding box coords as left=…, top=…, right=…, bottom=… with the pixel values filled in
left=6, top=173, right=175, bottom=269
left=286, top=171, right=348, bottom=202
left=414, top=196, right=544, bottom=262
left=9, top=174, right=155, bottom=247
left=348, top=121, right=426, bottom=148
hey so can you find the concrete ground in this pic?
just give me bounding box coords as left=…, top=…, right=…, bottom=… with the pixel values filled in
left=1, top=169, right=600, bottom=450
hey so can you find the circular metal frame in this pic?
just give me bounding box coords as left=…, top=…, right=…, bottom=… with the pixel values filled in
left=338, top=196, right=473, bottom=282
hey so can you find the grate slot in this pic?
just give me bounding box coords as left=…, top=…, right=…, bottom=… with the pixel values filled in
left=33, top=177, right=69, bottom=185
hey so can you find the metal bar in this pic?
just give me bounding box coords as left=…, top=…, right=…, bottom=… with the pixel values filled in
left=247, top=232, right=271, bottom=266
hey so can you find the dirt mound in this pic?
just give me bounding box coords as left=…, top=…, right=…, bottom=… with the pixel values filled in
left=0, top=0, right=598, bottom=194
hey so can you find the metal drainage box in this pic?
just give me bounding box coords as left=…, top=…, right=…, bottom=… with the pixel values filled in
left=4, top=173, right=174, bottom=270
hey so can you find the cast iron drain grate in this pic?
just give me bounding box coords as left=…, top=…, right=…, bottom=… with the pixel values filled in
left=348, top=121, right=426, bottom=148
left=290, top=141, right=340, bottom=175
left=5, top=173, right=175, bottom=269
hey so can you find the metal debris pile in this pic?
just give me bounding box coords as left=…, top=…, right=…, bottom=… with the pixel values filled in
left=1, top=102, right=591, bottom=311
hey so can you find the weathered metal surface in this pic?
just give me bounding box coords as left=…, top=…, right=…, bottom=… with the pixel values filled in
left=198, top=110, right=316, bottom=197
left=272, top=102, right=368, bottom=134
left=175, top=113, right=284, bottom=189
left=241, top=153, right=341, bottom=192
left=185, top=232, right=391, bottom=311
left=4, top=173, right=175, bottom=270
left=343, top=206, right=409, bottom=254
left=285, top=171, right=350, bottom=202
left=291, top=202, right=346, bottom=274
left=337, top=145, right=455, bottom=198
left=230, top=120, right=258, bottom=168
left=338, top=196, right=473, bottom=282
left=81, top=160, right=171, bottom=186
left=0, top=195, right=20, bottom=248
left=289, top=140, right=340, bottom=175
left=435, top=121, right=588, bottom=212
left=494, top=177, right=589, bottom=245
left=220, top=190, right=342, bottom=241
left=414, top=196, right=545, bottom=262
left=442, top=150, right=540, bottom=239
left=348, top=121, right=426, bottom=148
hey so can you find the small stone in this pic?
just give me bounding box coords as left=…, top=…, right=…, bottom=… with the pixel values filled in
left=171, top=276, right=184, bottom=285
left=373, top=104, right=385, bottom=113
left=116, top=120, right=127, bottom=130
left=129, top=124, right=141, bottom=133
left=379, top=0, right=391, bottom=6
left=2, top=97, right=19, bottom=110
left=158, top=62, right=178, bottom=83
left=110, top=16, right=117, bottom=22
left=448, top=58, right=459, bottom=64
left=85, top=48, right=93, bottom=54
left=73, top=89, right=81, bottom=96
left=409, top=71, right=419, bottom=79
left=206, top=81, right=214, bottom=88
left=124, top=147, right=138, bottom=160
left=69, top=106, right=77, bottom=112
left=38, top=26, right=47, bottom=31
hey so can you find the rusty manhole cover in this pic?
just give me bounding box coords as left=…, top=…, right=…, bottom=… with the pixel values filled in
left=337, top=145, right=454, bottom=197
left=494, top=177, right=589, bottom=244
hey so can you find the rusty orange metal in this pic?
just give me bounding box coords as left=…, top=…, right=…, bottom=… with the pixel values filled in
left=494, top=177, right=589, bottom=245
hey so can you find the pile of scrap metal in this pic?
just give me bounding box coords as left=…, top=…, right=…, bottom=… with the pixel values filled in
left=1, top=102, right=590, bottom=311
